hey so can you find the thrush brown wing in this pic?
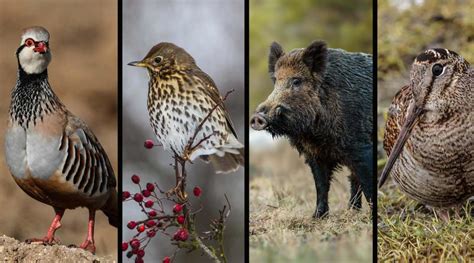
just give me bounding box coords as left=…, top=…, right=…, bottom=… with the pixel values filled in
left=191, top=67, right=239, bottom=138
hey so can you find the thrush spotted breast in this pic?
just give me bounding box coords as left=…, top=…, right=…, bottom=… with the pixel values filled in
left=129, top=43, right=244, bottom=173
left=5, top=26, right=117, bottom=253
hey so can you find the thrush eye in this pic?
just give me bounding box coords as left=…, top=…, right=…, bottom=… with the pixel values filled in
left=291, top=77, right=302, bottom=87
left=432, top=64, right=444, bottom=76
left=154, top=56, right=163, bottom=64
left=25, top=38, right=35, bottom=47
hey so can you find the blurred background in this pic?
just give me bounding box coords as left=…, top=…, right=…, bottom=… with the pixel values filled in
left=378, top=0, right=473, bottom=261
left=0, top=0, right=117, bottom=259
left=122, top=0, right=244, bottom=262
left=249, top=0, right=373, bottom=262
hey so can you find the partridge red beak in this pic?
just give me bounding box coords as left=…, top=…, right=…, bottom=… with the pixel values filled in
left=378, top=102, right=423, bottom=188
left=33, top=42, right=47, bottom=54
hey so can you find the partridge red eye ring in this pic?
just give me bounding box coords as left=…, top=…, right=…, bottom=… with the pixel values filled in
left=25, top=38, right=35, bottom=47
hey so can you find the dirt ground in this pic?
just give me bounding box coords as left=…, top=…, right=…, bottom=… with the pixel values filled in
left=0, top=0, right=117, bottom=259
left=0, top=235, right=115, bottom=262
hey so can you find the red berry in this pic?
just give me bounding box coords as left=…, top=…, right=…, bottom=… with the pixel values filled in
left=121, top=242, right=129, bottom=251
left=147, top=229, right=156, bottom=237
left=132, top=248, right=139, bottom=254
left=130, top=239, right=140, bottom=249
left=135, top=258, right=144, bottom=263
left=142, top=189, right=151, bottom=197
left=145, top=220, right=156, bottom=227
left=173, top=204, right=183, bottom=213
left=144, top=139, right=154, bottom=149
left=122, top=191, right=131, bottom=200
left=131, top=174, right=140, bottom=184
left=193, top=186, right=202, bottom=197
left=177, top=215, right=185, bottom=224
left=137, top=224, right=145, bottom=233
left=133, top=193, right=143, bottom=202
left=178, top=228, right=189, bottom=241
left=127, top=221, right=137, bottom=229
left=146, top=183, right=155, bottom=192
left=137, top=249, right=145, bottom=257
left=148, top=211, right=157, bottom=217
left=145, top=200, right=154, bottom=208
left=163, top=257, right=171, bottom=263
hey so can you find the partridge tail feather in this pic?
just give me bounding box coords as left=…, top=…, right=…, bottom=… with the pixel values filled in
left=101, top=189, right=118, bottom=228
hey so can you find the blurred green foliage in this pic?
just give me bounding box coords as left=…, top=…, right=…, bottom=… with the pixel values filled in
left=250, top=0, right=373, bottom=112
left=378, top=0, right=474, bottom=79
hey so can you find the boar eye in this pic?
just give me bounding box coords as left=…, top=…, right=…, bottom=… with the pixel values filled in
left=291, top=77, right=302, bottom=87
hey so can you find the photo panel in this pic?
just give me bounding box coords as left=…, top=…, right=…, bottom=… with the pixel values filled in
left=122, top=0, right=245, bottom=262
left=377, top=0, right=473, bottom=261
left=249, top=0, right=374, bottom=262
left=0, top=0, right=118, bottom=260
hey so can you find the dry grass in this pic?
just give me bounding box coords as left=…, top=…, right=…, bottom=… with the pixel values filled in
left=377, top=97, right=473, bottom=262
left=378, top=184, right=474, bottom=262
left=250, top=141, right=372, bottom=262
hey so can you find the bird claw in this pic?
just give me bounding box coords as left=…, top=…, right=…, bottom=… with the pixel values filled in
left=79, top=240, right=96, bottom=254
left=25, top=237, right=60, bottom=246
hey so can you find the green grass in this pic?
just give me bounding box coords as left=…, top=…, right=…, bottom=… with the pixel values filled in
left=250, top=143, right=372, bottom=262
left=378, top=185, right=473, bottom=262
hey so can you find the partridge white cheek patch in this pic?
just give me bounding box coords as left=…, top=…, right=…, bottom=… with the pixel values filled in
left=18, top=47, right=51, bottom=74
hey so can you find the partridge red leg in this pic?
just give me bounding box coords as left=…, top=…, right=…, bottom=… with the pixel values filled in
left=27, top=208, right=64, bottom=245
left=80, top=209, right=96, bottom=254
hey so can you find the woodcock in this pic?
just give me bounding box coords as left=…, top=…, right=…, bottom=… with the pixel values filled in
left=128, top=43, right=244, bottom=174
left=5, top=26, right=117, bottom=253
left=379, top=48, right=473, bottom=218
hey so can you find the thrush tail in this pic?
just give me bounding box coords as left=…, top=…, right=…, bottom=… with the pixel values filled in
left=208, top=147, right=244, bottom=174
left=101, top=189, right=118, bottom=228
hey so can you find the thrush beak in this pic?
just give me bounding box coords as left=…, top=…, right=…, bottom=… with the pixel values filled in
left=378, top=102, right=423, bottom=188
left=127, top=60, right=147, bottom=67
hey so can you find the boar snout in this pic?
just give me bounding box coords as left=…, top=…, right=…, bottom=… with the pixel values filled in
left=250, top=113, right=268, bottom=130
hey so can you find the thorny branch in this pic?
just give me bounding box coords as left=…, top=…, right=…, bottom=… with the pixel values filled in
left=123, top=90, right=235, bottom=262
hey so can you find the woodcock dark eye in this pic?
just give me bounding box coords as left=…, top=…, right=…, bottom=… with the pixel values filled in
left=432, top=63, right=444, bottom=76
left=154, top=56, right=162, bottom=64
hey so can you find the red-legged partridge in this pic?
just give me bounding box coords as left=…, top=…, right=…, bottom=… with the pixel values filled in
left=5, top=26, right=117, bottom=253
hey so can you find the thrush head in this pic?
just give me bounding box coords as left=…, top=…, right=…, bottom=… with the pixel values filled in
left=128, top=42, right=197, bottom=77
left=17, top=26, right=51, bottom=74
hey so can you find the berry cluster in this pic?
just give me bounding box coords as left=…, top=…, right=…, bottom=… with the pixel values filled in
left=122, top=171, right=202, bottom=263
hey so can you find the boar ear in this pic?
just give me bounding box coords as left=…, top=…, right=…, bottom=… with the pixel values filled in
left=268, top=42, right=284, bottom=76
left=303, top=40, right=328, bottom=75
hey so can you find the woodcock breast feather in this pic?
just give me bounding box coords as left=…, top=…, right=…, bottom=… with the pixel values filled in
left=5, top=26, right=117, bottom=253
left=128, top=43, right=244, bottom=174
left=379, top=48, right=473, bottom=215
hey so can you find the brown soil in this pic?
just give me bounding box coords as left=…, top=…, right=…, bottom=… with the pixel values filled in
left=0, top=236, right=115, bottom=263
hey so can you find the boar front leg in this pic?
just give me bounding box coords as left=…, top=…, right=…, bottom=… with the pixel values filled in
left=308, top=160, right=333, bottom=219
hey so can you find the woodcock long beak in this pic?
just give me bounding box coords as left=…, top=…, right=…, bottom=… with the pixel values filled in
left=378, top=102, right=424, bottom=188
left=127, top=60, right=147, bottom=67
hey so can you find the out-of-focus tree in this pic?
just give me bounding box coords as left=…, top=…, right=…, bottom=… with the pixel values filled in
left=250, top=0, right=373, bottom=112
left=378, top=0, right=474, bottom=79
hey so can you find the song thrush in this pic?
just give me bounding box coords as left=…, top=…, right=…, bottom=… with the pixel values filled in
left=128, top=42, right=244, bottom=174
left=5, top=26, right=117, bottom=253
left=379, top=48, right=473, bottom=219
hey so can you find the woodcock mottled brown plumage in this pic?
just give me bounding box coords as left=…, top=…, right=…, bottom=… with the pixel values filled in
left=128, top=43, right=244, bottom=174
left=379, top=48, right=473, bottom=217
left=5, top=26, right=117, bottom=253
